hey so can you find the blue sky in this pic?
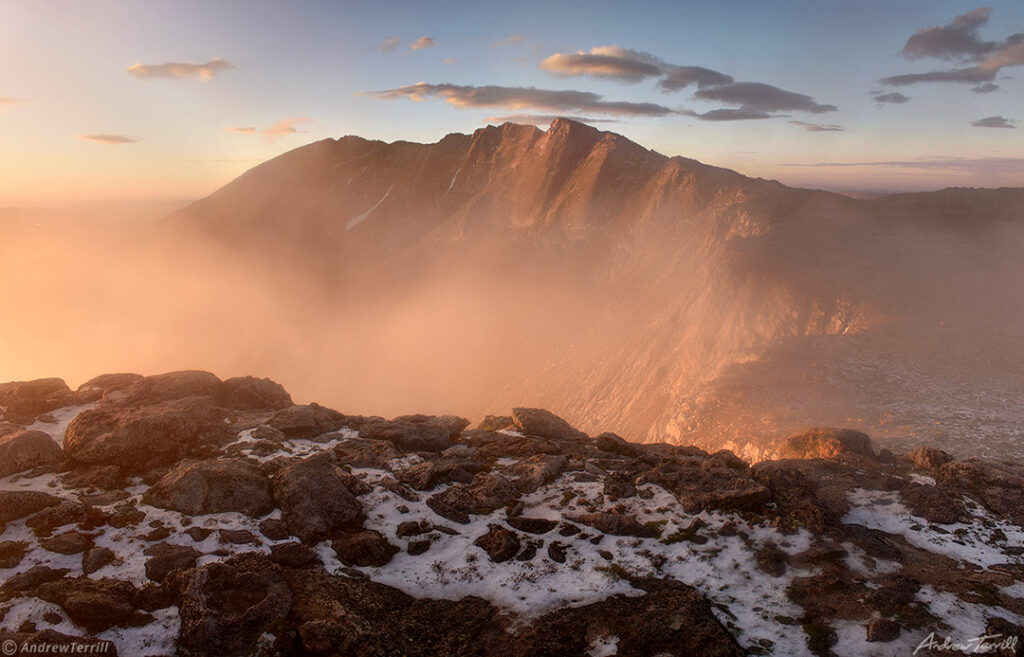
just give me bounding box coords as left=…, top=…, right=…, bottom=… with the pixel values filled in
left=1, top=0, right=1022, bottom=204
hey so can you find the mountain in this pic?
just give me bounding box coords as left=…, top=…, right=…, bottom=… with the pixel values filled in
left=167, top=119, right=1024, bottom=459
left=2, top=370, right=1024, bottom=656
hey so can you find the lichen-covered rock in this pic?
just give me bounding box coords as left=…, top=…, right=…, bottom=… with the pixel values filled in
left=0, top=490, right=62, bottom=523
left=332, top=530, right=400, bottom=567
left=221, top=376, right=292, bottom=411
left=426, top=473, right=520, bottom=524
left=908, top=445, right=953, bottom=471
left=123, top=370, right=223, bottom=404
left=778, top=427, right=875, bottom=460
left=361, top=416, right=466, bottom=453
left=511, top=407, right=587, bottom=441
left=178, top=554, right=292, bottom=657
left=64, top=397, right=230, bottom=471
left=640, top=456, right=771, bottom=513
left=266, top=403, right=347, bottom=438
left=0, top=378, right=75, bottom=424
left=474, top=524, right=521, bottom=563
left=143, top=543, right=200, bottom=583
left=142, top=458, right=274, bottom=517
left=271, top=453, right=364, bottom=542
left=34, top=577, right=143, bottom=632
left=0, top=429, right=63, bottom=477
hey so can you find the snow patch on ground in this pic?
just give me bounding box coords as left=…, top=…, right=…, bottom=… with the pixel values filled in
left=842, top=488, right=1024, bottom=568
left=341, top=471, right=816, bottom=656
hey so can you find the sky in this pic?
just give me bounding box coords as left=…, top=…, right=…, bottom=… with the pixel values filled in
left=1, top=0, right=1023, bottom=206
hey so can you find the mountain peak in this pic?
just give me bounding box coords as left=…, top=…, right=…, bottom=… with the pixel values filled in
left=545, top=117, right=603, bottom=145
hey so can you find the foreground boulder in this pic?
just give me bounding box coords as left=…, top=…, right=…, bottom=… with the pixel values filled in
left=360, top=414, right=469, bottom=452
left=271, top=453, right=364, bottom=542
left=426, top=473, right=520, bottom=523
left=221, top=376, right=292, bottom=411
left=511, top=407, right=587, bottom=441
left=639, top=453, right=770, bottom=513
left=0, top=378, right=75, bottom=424
left=0, top=490, right=62, bottom=523
left=34, top=577, right=144, bottom=632
left=935, top=458, right=1024, bottom=524
left=142, top=458, right=274, bottom=517
left=0, top=429, right=63, bottom=477
left=64, top=397, right=230, bottom=471
left=178, top=554, right=292, bottom=657
left=332, top=530, right=400, bottom=567
left=778, top=427, right=875, bottom=460
left=122, top=370, right=223, bottom=404
left=266, top=403, right=347, bottom=438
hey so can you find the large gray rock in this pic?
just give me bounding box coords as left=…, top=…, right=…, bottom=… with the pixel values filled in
left=0, top=378, right=75, bottom=424
left=178, top=554, right=292, bottom=657
left=221, top=376, right=292, bottom=411
left=0, top=490, right=62, bottom=523
left=271, top=453, right=364, bottom=542
left=266, top=403, right=346, bottom=438
left=123, top=370, right=223, bottom=404
left=361, top=415, right=467, bottom=453
left=64, top=397, right=230, bottom=471
left=426, top=473, right=520, bottom=524
left=0, top=429, right=63, bottom=477
left=142, top=458, right=274, bottom=517
left=511, top=408, right=586, bottom=441
left=777, top=427, right=875, bottom=460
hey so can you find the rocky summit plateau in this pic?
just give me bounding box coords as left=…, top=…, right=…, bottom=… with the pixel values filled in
left=2, top=370, right=1024, bottom=656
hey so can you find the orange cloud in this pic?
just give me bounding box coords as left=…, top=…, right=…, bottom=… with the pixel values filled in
left=127, top=58, right=235, bottom=81
left=410, top=36, right=436, bottom=51
left=226, top=118, right=311, bottom=142
left=77, top=134, right=140, bottom=145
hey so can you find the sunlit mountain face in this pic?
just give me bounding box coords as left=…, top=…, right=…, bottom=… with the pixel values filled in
left=4, top=118, right=1022, bottom=459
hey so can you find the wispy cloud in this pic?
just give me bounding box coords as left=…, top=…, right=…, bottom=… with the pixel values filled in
left=881, top=8, right=1024, bottom=88
left=901, top=7, right=996, bottom=60
left=366, top=82, right=675, bottom=116
left=0, top=96, right=26, bottom=113
left=694, top=82, right=836, bottom=114
left=127, top=57, right=235, bottom=81
left=226, top=117, right=311, bottom=142
left=971, top=115, right=1015, bottom=128
left=444, top=58, right=458, bottom=66
left=540, top=46, right=663, bottom=82
left=77, top=134, right=140, bottom=145
left=659, top=66, right=735, bottom=91
left=681, top=108, right=773, bottom=121
left=972, top=82, right=1000, bottom=93
left=379, top=36, right=401, bottom=52
left=410, top=36, right=436, bottom=51
left=483, top=114, right=617, bottom=125
left=783, top=156, right=1024, bottom=173
left=872, top=91, right=910, bottom=105
left=538, top=44, right=835, bottom=120
left=789, top=120, right=843, bottom=132
left=492, top=34, right=526, bottom=48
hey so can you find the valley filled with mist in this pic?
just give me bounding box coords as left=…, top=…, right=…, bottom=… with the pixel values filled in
left=3, top=119, right=1023, bottom=460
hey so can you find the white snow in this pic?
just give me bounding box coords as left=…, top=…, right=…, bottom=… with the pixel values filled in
left=25, top=403, right=94, bottom=447
left=342, top=473, right=817, bottom=656
left=842, top=488, right=1024, bottom=569
left=588, top=634, right=619, bottom=656
left=345, top=186, right=392, bottom=230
